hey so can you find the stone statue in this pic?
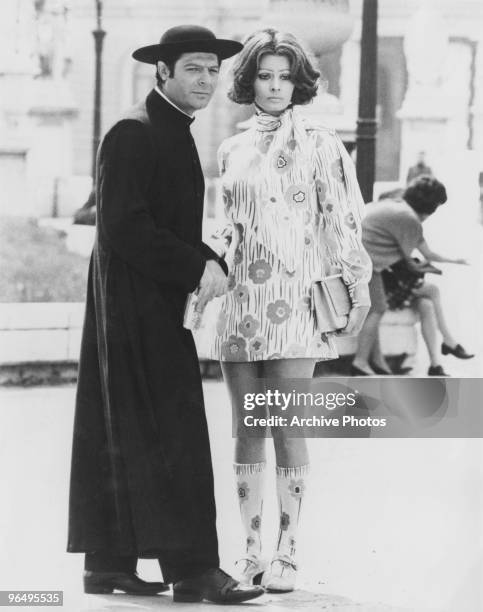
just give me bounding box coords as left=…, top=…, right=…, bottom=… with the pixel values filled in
left=35, top=0, right=71, bottom=79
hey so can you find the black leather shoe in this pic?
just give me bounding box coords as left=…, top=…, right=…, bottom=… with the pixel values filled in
left=83, top=571, right=169, bottom=595
left=428, top=365, right=450, bottom=377
left=173, top=568, right=264, bottom=604
left=441, top=343, right=474, bottom=359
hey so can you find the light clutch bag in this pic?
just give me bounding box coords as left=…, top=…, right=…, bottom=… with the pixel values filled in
left=311, top=274, right=351, bottom=333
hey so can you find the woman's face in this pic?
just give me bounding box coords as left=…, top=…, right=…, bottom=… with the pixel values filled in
left=253, top=53, right=295, bottom=115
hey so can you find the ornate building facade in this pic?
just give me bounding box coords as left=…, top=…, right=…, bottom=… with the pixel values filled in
left=1, top=0, right=483, bottom=216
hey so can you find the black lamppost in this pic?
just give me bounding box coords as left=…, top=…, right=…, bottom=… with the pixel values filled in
left=356, top=0, right=378, bottom=203
left=92, top=0, right=106, bottom=180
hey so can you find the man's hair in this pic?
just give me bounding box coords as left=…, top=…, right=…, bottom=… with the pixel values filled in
left=155, top=53, right=182, bottom=87
left=228, top=28, right=320, bottom=105
left=403, top=175, right=447, bottom=216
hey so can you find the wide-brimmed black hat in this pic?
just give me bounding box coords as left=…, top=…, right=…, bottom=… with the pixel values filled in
left=132, top=25, right=243, bottom=64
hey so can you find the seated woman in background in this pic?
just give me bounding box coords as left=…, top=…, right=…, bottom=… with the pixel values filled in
left=353, top=175, right=473, bottom=377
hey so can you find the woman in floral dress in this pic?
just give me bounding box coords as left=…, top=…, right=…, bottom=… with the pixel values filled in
left=210, top=28, right=372, bottom=592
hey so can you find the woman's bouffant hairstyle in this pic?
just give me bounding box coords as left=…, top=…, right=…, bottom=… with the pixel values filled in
left=403, top=175, right=447, bottom=216
left=228, top=28, right=320, bottom=105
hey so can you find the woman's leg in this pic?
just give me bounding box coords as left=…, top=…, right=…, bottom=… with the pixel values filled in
left=414, top=297, right=441, bottom=367
left=221, top=362, right=267, bottom=575
left=369, top=331, right=392, bottom=373
left=260, top=358, right=315, bottom=590
left=353, top=311, right=384, bottom=374
left=353, top=272, right=388, bottom=374
left=413, top=282, right=456, bottom=347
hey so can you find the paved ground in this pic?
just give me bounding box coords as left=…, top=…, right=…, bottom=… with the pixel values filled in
left=0, top=383, right=481, bottom=612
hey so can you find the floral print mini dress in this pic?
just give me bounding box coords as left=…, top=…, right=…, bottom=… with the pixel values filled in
left=209, top=107, right=372, bottom=362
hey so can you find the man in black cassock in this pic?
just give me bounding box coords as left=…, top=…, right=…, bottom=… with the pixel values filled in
left=67, top=26, right=263, bottom=605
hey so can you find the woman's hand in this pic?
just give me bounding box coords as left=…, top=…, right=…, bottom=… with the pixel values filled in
left=337, top=305, right=370, bottom=337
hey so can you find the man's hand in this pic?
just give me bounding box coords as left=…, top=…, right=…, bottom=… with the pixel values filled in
left=196, top=260, right=228, bottom=312
left=337, top=305, right=370, bottom=337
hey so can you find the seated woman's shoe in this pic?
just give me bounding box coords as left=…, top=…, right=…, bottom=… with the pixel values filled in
left=234, top=555, right=267, bottom=585
left=441, top=343, right=474, bottom=359
left=262, top=554, right=297, bottom=593
left=172, top=568, right=264, bottom=604
left=83, top=571, right=169, bottom=595
left=428, top=365, right=449, bottom=377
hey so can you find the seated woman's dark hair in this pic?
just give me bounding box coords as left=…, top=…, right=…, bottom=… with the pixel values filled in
left=403, top=175, right=447, bottom=216
left=228, top=28, right=320, bottom=105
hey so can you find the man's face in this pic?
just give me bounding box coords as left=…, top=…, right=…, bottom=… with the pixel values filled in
left=158, top=52, right=220, bottom=115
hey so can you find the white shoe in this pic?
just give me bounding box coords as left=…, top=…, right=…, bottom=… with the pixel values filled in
left=262, top=553, right=297, bottom=593
left=234, top=554, right=267, bottom=585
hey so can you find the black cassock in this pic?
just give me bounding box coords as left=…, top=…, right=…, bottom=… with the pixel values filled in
left=67, top=90, right=224, bottom=573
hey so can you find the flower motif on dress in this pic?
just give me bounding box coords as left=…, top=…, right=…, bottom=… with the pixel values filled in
left=233, top=247, right=243, bottom=266
left=247, top=536, right=255, bottom=548
left=344, top=248, right=372, bottom=280
left=284, top=184, right=308, bottom=210
left=289, top=479, right=306, bottom=499
left=315, top=179, right=328, bottom=203
left=304, top=230, right=314, bottom=248
left=222, top=188, right=233, bottom=212
left=345, top=212, right=357, bottom=230
left=280, top=512, right=290, bottom=531
left=227, top=273, right=236, bottom=292
left=251, top=515, right=261, bottom=531
left=272, top=149, right=294, bottom=174
left=267, top=300, right=291, bottom=325
left=249, top=336, right=267, bottom=355
left=257, top=134, right=274, bottom=154
left=323, top=197, right=336, bottom=214
left=234, top=223, right=244, bottom=243
left=297, top=296, right=311, bottom=312
left=221, top=335, right=248, bottom=361
left=287, top=139, right=297, bottom=151
left=331, top=158, right=344, bottom=183
left=238, top=482, right=250, bottom=503
left=248, top=259, right=272, bottom=284
left=216, top=310, right=228, bottom=336
left=284, top=344, right=306, bottom=358
left=234, top=284, right=249, bottom=304
left=281, top=266, right=300, bottom=282
left=238, top=314, right=260, bottom=339
left=309, top=336, right=325, bottom=352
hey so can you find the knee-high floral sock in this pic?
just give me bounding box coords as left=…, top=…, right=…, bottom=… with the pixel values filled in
left=233, top=461, right=266, bottom=557
left=275, top=464, right=309, bottom=558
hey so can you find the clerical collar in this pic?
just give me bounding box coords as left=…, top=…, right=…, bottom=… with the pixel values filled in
left=154, top=86, right=193, bottom=119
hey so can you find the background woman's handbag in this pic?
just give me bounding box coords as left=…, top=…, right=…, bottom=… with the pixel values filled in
left=311, top=274, right=351, bottom=333
left=381, top=257, right=442, bottom=310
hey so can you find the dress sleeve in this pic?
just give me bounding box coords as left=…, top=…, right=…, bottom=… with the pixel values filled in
left=214, top=140, right=238, bottom=271
left=313, top=130, right=372, bottom=306
left=97, top=120, right=206, bottom=293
